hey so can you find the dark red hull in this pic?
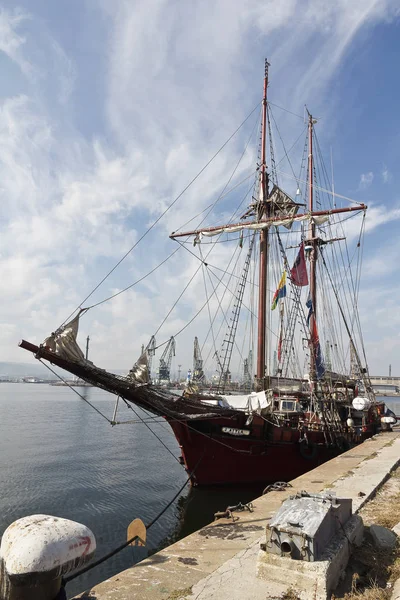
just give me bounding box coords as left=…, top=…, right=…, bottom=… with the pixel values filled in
left=17, top=340, right=383, bottom=487
left=169, top=417, right=375, bottom=486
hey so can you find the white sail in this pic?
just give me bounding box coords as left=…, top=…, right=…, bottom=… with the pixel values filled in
left=198, top=213, right=329, bottom=239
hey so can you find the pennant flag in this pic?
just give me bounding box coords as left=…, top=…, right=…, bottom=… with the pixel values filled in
left=311, top=319, right=325, bottom=379
left=306, top=292, right=313, bottom=326
left=290, top=242, right=309, bottom=286
left=271, top=272, right=287, bottom=310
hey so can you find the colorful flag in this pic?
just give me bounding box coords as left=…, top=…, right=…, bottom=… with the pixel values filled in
left=290, top=242, right=309, bottom=286
left=271, top=272, right=287, bottom=310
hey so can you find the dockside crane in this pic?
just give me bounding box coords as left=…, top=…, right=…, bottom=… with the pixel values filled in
left=193, top=337, right=205, bottom=382
left=158, top=336, right=176, bottom=382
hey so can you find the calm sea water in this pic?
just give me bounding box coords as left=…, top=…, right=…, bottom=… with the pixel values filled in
left=0, top=383, right=261, bottom=598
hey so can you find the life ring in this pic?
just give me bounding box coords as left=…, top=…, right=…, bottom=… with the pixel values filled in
left=299, top=440, right=318, bottom=460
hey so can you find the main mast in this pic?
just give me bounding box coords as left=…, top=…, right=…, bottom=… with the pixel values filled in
left=307, top=111, right=318, bottom=383
left=256, top=59, right=270, bottom=385
left=169, top=77, right=367, bottom=388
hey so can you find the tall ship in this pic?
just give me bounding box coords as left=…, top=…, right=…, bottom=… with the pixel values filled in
left=20, top=61, right=390, bottom=486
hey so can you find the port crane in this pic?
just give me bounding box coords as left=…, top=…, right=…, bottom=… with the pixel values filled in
left=193, top=337, right=205, bottom=382
left=158, top=336, right=176, bottom=382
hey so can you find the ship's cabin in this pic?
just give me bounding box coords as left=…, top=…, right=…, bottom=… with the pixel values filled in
left=274, top=396, right=303, bottom=414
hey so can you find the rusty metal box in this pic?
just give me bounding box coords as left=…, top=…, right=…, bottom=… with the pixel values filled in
left=265, top=491, right=352, bottom=561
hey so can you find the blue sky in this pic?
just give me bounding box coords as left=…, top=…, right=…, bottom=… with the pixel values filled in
left=0, top=0, right=400, bottom=376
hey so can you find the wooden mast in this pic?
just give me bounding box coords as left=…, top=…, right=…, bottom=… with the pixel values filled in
left=256, top=59, right=270, bottom=384
left=307, top=111, right=317, bottom=382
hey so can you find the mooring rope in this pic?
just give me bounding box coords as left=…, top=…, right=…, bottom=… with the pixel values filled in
left=63, top=452, right=205, bottom=584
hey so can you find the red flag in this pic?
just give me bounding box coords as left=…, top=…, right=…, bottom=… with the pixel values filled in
left=290, top=242, right=309, bottom=286
left=278, top=329, right=283, bottom=362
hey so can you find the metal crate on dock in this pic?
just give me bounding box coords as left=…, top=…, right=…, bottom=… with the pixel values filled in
left=265, top=492, right=352, bottom=562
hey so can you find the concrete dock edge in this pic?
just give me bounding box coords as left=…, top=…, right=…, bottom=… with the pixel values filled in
left=73, top=431, right=400, bottom=600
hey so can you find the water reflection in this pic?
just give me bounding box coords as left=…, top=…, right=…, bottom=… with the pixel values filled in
left=156, top=482, right=264, bottom=552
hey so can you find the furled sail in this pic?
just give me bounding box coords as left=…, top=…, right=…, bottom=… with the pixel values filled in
left=188, top=213, right=330, bottom=242
left=128, top=352, right=150, bottom=384
left=43, top=313, right=88, bottom=364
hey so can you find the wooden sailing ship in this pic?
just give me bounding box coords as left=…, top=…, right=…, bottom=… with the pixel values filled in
left=20, top=60, right=389, bottom=486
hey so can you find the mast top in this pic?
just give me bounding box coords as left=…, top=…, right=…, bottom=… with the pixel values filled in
left=306, top=107, right=318, bottom=125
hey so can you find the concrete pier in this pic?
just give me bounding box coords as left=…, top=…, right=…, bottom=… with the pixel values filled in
left=73, top=431, right=400, bottom=600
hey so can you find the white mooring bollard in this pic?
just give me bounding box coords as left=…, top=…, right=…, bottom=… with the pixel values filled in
left=0, top=515, right=96, bottom=600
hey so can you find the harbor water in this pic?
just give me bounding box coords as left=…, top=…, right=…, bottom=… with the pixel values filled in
left=0, top=383, right=262, bottom=598
left=0, top=384, right=398, bottom=597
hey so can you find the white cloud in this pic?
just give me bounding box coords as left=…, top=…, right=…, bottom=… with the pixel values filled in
left=358, top=171, right=374, bottom=189
left=382, top=164, right=392, bottom=184
left=1, top=0, right=400, bottom=376
left=51, top=40, right=76, bottom=105
left=0, top=7, right=33, bottom=76
left=364, top=205, right=400, bottom=232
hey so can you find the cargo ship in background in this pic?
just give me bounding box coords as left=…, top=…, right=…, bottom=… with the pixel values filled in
left=20, top=60, right=395, bottom=486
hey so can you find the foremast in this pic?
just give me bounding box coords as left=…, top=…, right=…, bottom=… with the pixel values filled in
left=256, top=59, right=270, bottom=387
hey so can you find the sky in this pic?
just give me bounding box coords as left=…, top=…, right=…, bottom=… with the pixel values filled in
left=0, top=0, right=400, bottom=377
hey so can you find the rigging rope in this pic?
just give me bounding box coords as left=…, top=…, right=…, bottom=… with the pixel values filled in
left=64, top=453, right=205, bottom=585
left=174, top=170, right=259, bottom=233
left=151, top=113, right=261, bottom=349
left=200, top=246, right=247, bottom=368
left=269, top=106, right=302, bottom=192
left=38, top=359, right=113, bottom=424
left=274, top=168, right=365, bottom=206
left=39, top=353, right=256, bottom=458
left=173, top=109, right=261, bottom=235
left=319, top=249, right=372, bottom=390
left=118, top=398, right=181, bottom=464
left=199, top=245, right=220, bottom=367
left=275, top=126, right=308, bottom=171
left=176, top=240, right=259, bottom=317
left=313, top=135, right=367, bottom=374
left=266, top=101, right=304, bottom=120
left=59, top=101, right=262, bottom=328
left=84, top=247, right=181, bottom=310
left=152, top=193, right=258, bottom=352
